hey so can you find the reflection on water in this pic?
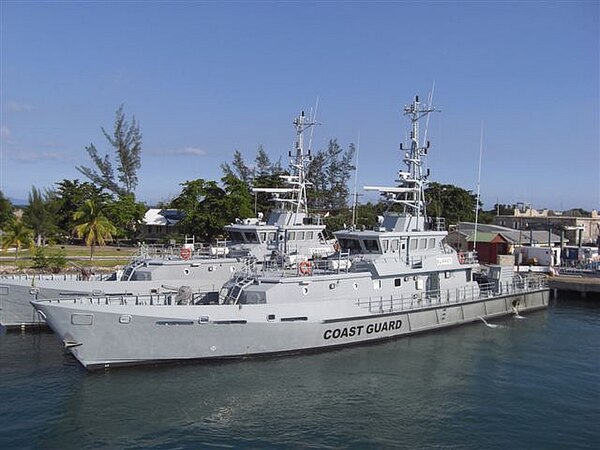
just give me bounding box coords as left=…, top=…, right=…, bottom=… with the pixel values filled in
left=1, top=294, right=599, bottom=449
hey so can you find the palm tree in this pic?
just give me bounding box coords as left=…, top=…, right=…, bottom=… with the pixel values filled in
left=1, top=220, right=34, bottom=260
left=73, top=199, right=117, bottom=260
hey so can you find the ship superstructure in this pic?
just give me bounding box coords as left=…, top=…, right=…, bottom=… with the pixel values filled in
left=224, top=110, right=334, bottom=261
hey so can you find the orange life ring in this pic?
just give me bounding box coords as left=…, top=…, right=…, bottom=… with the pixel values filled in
left=299, top=261, right=312, bottom=275
left=458, top=253, right=465, bottom=264
left=180, top=247, right=192, bottom=260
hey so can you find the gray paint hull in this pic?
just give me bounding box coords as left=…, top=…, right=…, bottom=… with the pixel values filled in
left=33, top=288, right=549, bottom=370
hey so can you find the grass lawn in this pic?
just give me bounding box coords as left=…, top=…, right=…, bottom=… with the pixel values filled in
left=0, top=245, right=138, bottom=270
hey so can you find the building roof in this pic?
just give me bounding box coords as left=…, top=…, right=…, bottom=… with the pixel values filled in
left=465, top=232, right=508, bottom=243
left=455, top=222, right=564, bottom=245
left=143, top=209, right=183, bottom=226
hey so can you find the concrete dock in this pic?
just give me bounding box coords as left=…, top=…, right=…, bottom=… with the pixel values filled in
left=549, top=275, right=600, bottom=297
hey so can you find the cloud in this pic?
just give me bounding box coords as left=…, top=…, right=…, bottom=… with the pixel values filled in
left=1, top=125, right=10, bottom=139
left=153, top=147, right=207, bottom=156
left=14, top=151, right=66, bottom=163
left=6, top=101, right=33, bottom=112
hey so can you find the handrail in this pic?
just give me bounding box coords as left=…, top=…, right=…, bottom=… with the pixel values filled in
left=36, top=275, right=548, bottom=310
left=356, top=276, right=548, bottom=314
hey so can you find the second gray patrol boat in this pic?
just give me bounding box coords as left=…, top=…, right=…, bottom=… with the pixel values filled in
left=2, top=110, right=332, bottom=328
left=32, top=96, right=549, bottom=370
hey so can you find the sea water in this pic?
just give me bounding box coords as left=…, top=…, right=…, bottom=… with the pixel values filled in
left=0, top=292, right=598, bottom=449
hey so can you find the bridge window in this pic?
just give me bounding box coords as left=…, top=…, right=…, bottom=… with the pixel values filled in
left=363, top=239, right=380, bottom=253
left=244, top=232, right=258, bottom=242
left=297, top=231, right=305, bottom=240
left=288, top=231, right=296, bottom=240
left=428, top=238, right=436, bottom=248
left=228, top=231, right=243, bottom=243
left=267, top=232, right=276, bottom=242
left=338, top=238, right=361, bottom=252
left=419, top=238, right=427, bottom=250
left=410, top=239, right=418, bottom=250
left=239, top=291, right=266, bottom=304
left=306, top=231, right=314, bottom=240
left=259, top=232, right=266, bottom=242
left=391, top=239, right=399, bottom=251
left=382, top=240, right=390, bottom=252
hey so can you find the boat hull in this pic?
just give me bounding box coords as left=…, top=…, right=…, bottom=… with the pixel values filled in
left=33, top=288, right=549, bottom=370
left=0, top=264, right=240, bottom=329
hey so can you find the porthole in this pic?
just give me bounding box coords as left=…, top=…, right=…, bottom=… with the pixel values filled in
left=184, top=268, right=191, bottom=276
left=302, top=287, right=309, bottom=295
left=208, top=266, right=214, bottom=272
left=353, top=282, right=359, bottom=290
left=329, top=283, right=336, bottom=290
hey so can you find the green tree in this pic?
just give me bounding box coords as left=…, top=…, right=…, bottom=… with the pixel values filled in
left=0, top=190, right=14, bottom=230
left=105, top=194, right=147, bottom=242
left=307, top=139, right=355, bottom=212
left=73, top=199, right=117, bottom=260
left=425, top=182, right=478, bottom=226
left=22, top=186, right=58, bottom=246
left=54, top=179, right=107, bottom=241
left=220, top=150, right=252, bottom=184
left=77, top=105, right=142, bottom=196
left=221, top=146, right=287, bottom=217
left=1, top=220, right=34, bottom=260
left=221, top=174, right=254, bottom=222
left=254, top=145, right=282, bottom=177
left=171, top=179, right=228, bottom=241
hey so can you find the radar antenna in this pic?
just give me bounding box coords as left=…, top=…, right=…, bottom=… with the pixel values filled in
left=365, top=95, right=440, bottom=227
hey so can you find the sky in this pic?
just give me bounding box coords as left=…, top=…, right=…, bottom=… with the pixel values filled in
left=1, top=0, right=598, bottom=212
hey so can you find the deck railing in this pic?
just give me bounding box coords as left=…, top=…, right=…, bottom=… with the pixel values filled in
left=356, top=275, right=548, bottom=314
left=38, top=275, right=548, bottom=311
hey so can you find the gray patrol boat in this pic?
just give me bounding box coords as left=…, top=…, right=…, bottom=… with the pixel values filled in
left=32, top=96, right=549, bottom=370
left=2, top=110, right=333, bottom=329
